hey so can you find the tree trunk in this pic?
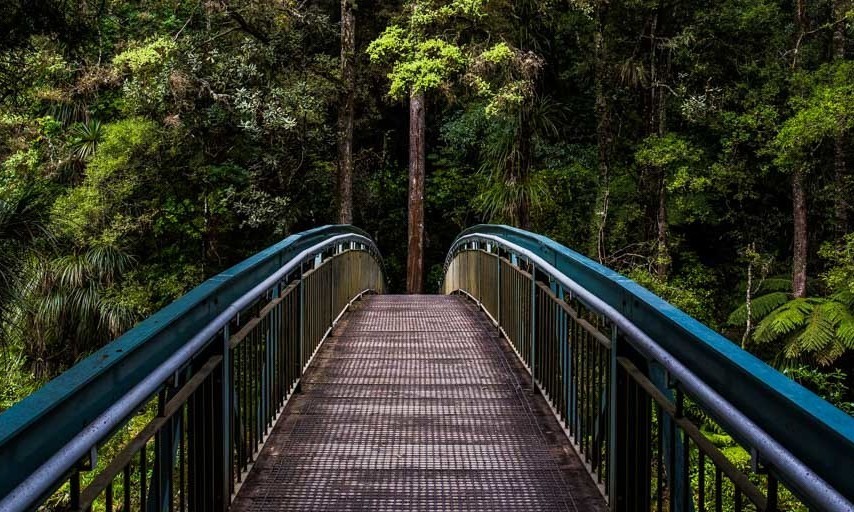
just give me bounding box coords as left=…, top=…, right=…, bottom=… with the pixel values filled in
left=406, top=90, right=426, bottom=294
left=594, top=4, right=611, bottom=263
left=650, top=7, right=670, bottom=279
left=656, top=176, right=669, bottom=279
left=336, top=0, right=355, bottom=224
left=789, top=0, right=809, bottom=299
left=833, top=0, right=849, bottom=232
left=792, top=168, right=808, bottom=298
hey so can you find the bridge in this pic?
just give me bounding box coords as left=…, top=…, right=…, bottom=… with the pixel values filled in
left=0, top=225, right=852, bottom=511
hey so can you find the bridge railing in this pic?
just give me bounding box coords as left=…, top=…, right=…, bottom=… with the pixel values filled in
left=444, top=225, right=854, bottom=512
left=0, top=225, right=384, bottom=512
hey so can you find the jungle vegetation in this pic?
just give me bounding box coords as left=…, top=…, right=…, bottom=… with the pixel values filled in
left=1, top=1, right=853, bottom=500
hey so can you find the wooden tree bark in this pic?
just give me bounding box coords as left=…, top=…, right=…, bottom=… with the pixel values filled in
left=833, top=0, right=849, bottom=232
left=406, top=90, right=426, bottom=294
left=594, top=1, right=611, bottom=263
left=792, top=168, right=808, bottom=298
left=650, top=7, right=670, bottom=279
left=336, top=0, right=356, bottom=224
left=790, top=0, right=809, bottom=299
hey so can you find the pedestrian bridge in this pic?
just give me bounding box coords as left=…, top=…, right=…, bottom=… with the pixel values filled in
left=0, top=225, right=852, bottom=511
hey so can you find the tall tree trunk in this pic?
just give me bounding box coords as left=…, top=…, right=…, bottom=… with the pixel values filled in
left=792, top=168, right=808, bottom=298
left=650, top=7, right=670, bottom=279
left=406, top=90, right=426, bottom=294
left=336, top=0, right=355, bottom=224
left=790, top=0, right=809, bottom=298
left=594, top=2, right=611, bottom=263
left=833, top=0, right=849, bottom=233
left=656, top=176, right=669, bottom=279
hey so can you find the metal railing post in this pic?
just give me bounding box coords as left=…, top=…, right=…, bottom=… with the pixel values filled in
left=608, top=324, right=618, bottom=507
left=221, top=325, right=232, bottom=510
left=530, top=261, right=537, bottom=391
left=496, top=250, right=501, bottom=330
left=297, top=262, right=305, bottom=393
left=558, top=287, right=567, bottom=428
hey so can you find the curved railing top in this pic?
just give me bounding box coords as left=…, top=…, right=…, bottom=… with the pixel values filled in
left=0, top=224, right=381, bottom=499
left=447, top=224, right=854, bottom=502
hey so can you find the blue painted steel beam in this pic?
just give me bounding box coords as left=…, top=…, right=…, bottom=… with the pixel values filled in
left=0, top=225, right=374, bottom=500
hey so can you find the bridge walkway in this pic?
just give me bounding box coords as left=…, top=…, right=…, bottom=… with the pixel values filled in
left=230, top=295, right=606, bottom=511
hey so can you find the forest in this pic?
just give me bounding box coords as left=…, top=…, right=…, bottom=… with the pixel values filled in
left=1, top=0, right=853, bottom=433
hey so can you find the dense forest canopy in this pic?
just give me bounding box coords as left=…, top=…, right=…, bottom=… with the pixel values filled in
left=1, top=0, right=853, bottom=419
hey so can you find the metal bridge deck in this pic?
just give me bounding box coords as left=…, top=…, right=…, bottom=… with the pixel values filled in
left=231, top=295, right=606, bottom=511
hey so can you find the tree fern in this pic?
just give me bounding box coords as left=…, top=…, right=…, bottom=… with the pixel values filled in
left=727, top=291, right=789, bottom=326
left=753, top=298, right=813, bottom=344
left=751, top=296, right=854, bottom=367
left=797, top=301, right=838, bottom=352
left=756, top=277, right=794, bottom=294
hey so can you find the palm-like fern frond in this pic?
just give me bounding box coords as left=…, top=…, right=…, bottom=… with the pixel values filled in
left=753, top=298, right=814, bottom=344
left=756, top=277, right=794, bottom=294
left=20, top=242, right=139, bottom=375
left=751, top=295, right=854, bottom=367
left=0, top=187, right=51, bottom=342
left=727, top=291, right=789, bottom=326
left=70, top=119, right=102, bottom=160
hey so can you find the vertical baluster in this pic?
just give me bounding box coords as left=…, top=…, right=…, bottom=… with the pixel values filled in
left=698, top=451, right=705, bottom=512
left=715, top=468, right=723, bottom=512
left=656, top=403, right=664, bottom=512
left=140, top=442, right=147, bottom=510
left=123, top=465, right=131, bottom=512
left=105, top=480, right=113, bottom=512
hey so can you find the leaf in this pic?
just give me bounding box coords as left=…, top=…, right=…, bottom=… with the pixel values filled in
left=756, top=277, right=793, bottom=294
left=752, top=298, right=812, bottom=344
left=797, top=301, right=836, bottom=352
left=727, top=291, right=789, bottom=325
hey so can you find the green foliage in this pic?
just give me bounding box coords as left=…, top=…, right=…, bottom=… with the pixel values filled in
left=20, top=242, right=141, bottom=376
left=629, top=263, right=720, bottom=328
left=368, top=26, right=467, bottom=97
left=820, top=234, right=854, bottom=296
left=774, top=62, right=854, bottom=169
left=784, top=366, right=854, bottom=415
left=53, top=118, right=160, bottom=244
left=727, top=291, right=788, bottom=325
left=751, top=297, right=854, bottom=367
left=69, top=120, right=103, bottom=160
left=113, top=37, right=176, bottom=74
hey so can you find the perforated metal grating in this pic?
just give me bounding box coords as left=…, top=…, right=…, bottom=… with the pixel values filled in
left=231, top=295, right=606, bottom=511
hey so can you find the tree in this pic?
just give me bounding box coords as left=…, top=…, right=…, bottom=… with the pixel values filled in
left=367, top=0, right=478, bottom=292
left=338, top=0, right=356, bottom=224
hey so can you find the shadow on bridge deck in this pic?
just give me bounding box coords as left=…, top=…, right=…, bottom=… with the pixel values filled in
left=231, top=295, right=607, bottom=511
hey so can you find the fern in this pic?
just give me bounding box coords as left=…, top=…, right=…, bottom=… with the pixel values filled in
left=798, top=302, right=837, bottom=352
left=753, top=298, right=812, bottom=344
left=727, top=291, right=789, bottom=326
left=756, top=277, right=794, bottom=294
left=750, top=295, right=854, bottom=367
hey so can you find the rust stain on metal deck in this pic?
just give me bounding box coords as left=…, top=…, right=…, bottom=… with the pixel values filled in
left=231, top=295, right=606, bottom=511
